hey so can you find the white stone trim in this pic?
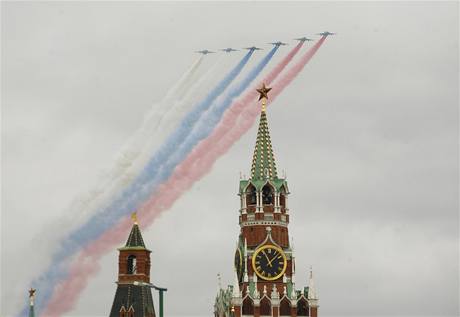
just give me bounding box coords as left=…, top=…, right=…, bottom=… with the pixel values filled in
left=240, top=220, right=288, bottom=228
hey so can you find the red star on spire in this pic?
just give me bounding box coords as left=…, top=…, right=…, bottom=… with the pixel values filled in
left=256, top=83, right=272, bottom=101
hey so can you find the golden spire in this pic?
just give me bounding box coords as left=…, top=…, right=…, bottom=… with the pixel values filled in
left=131, top=212, right=138, bottom=225
left=256, top=83, right=272, bottom=112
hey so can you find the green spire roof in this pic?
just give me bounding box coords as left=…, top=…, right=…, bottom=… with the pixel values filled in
left=125, top=223, right=146, bottom=248
left=250, top=109, right=278, bottom=180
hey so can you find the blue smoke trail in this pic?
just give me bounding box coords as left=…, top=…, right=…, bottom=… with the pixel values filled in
left=144, top=46, right=279, bottom=190
left=62, top=50, right=253, bottom=252
left=22, top=51, right=253, bottom=317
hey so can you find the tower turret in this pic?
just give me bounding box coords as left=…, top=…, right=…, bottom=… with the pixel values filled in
left=109, top=214, right=156, bottom=317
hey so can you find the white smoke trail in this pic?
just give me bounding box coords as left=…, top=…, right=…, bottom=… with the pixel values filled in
left=20, top=56, right=214, bottom=265
left=81, top=55, right=227, bottom=220
left=107, top=56, right=205, bottom=185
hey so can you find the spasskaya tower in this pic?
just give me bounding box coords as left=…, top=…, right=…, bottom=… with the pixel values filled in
left=214, top=84, right=319, bottom=317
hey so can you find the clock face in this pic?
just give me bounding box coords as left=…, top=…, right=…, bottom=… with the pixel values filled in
left=234, top=248, right=243, bottom=281
left=252, top=245, right=287, bottom=281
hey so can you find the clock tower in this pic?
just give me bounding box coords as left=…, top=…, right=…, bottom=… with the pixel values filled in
left=214, top=84, right=319, bottom=317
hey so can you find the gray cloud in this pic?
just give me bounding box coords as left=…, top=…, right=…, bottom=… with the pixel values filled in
left=2, top=1, right=458, bottom=316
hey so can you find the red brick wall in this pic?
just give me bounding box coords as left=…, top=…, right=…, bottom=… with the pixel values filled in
left=118, top=249, right=151, bottom=283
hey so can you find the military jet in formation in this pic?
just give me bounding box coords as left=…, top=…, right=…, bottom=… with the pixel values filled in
left=196, top=49, right=215, bottom=55
left=317, top=31, right=335, bottom=36
left=196, top=32, right=335, bottom=54
left=244, top=46, right=263, bottom=51
left=221, top=48, right=239, bottom=53
left=270, top=41, right=288, bottom=47
left=295, top=37, right=314, bottom=42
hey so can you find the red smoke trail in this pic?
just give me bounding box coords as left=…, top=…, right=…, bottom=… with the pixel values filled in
left=42, top=250, right=101, bottom=317
left=42, top=38, right=327, bottom=317
left=139, top=37, right=327, bottom=225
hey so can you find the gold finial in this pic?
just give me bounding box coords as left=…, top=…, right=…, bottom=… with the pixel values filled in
left=257, top=83, right=272, bottom=112
left=131, top=212, right=138, bottom=225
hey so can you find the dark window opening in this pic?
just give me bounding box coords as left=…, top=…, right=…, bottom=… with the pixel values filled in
left=260, top=298, right=271, bottom=315
left=242, top=297, right=254, bottom=315
left=246, top=185, right=257, bottom=206
left=297, top=299, right=309, bottom=316
left=280, top=298, right=290, bottom=315
left=127, top=255, right=137, bottom=274
left=280, top=186, right=286, bottom=209
left=262, top=185, right=274, bottom=205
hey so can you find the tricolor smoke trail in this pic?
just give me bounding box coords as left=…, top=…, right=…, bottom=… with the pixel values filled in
left=41, top=39, right=327, bottom=316
left=131, top=54, right=227, bottom=175
left=138, top=37, right=328, bottom=225
left=109, top=55, right=205, bottom=179
left=79, top=55, right=226, bottom=228
left=17, top=55, right=207, bottom=317
left=24, top=52, right=253, bottom=317
left=193, top=36, right=328, bottom=171
left=40, top=55, right=206, bottom=237
left=62, top=50, right=253, bottom=251
left=139, top=46, right=279, bottom=197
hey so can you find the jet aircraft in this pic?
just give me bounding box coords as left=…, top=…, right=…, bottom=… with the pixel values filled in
left=295, top=37, right=314, bottom=42
left=270, top=41, right=288, bottom=46
left=317, top=31, right=336, bottom=36
left=196, top=50, right=215, bottom=55
left=221, top=48, right=239, bottom=53
left=244, top=46, right=263, bottom=51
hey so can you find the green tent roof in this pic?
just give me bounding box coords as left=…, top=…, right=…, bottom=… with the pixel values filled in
left=250, top=109, right=278, bottom=181
left=238, top=107, right=290, bottom=193
left=125, top=223, right=146, bottom=248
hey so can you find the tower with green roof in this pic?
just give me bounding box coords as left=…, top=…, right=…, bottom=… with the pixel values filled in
left=215, top=84, right=319, bottom=317
left=109, top=215, right=156, bottom=317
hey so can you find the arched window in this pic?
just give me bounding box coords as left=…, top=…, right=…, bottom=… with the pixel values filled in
left=246, top=184, right=257, bottom=206
left=297, top=298, right=309, bottom=316
left=127, top=255, right=137, bottom=274
left=260, top=297, right=271, bottom=316
left=280, top=186, right=286, bottom=209
left=280, top=297, right=290, bottom=316
left=242, top=297, right=254, bottom=315
left=262, top=184, right=274, bottom=205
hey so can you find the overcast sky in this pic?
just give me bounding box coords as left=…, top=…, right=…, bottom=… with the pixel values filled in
left=2, top=2, right=459, bottom=317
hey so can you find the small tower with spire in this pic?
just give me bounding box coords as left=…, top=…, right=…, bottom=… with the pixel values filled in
left=109, top=213, right=156, bottom=317
left=307, top=268, right=319, bottom=317
left=215, top=84, right=320, bottom=317
left=28, top=288, right=36, bottom=317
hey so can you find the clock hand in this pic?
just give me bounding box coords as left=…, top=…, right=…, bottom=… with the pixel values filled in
left=262, top=251, right=273, bottom=267
left=267, top=254, right=276, bottom=267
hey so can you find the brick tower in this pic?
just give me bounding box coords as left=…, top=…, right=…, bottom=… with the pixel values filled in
left=214, top=84, right=319, bottom=317
left=109, top=215, right=156, bottom=317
